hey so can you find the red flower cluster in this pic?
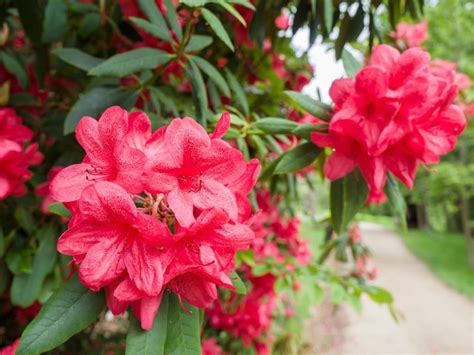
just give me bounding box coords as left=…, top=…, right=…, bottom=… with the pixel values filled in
left=391, top=21, right=428, bottom=48
left=206, top=273, right=277, bottom=355
left=312, top=45, right=466, bottom=202
left=0, top=108, right=42, bottom=200
left=50, top=107, right=260, bottom=329
left=248, top=191, right=312, bottom=265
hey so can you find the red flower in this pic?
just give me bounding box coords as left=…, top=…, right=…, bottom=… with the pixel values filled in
left=202, top=338, right=223, bottom=355
left=0, top=108, right=33, bottom=144
left=144, top=114, right=255, bottom=227
left=57, top=181, right=172, bottom=295
left=391, top=21, right=428, bottom=48
left=0, top=339, right=19, bottom=355
left=275, top=12, right=290, bottom=30
left=35, top=166, right=63, bottom=214
left=312, top=45, right=466, bottom=202
left=50, top=106, right=149, bottom=203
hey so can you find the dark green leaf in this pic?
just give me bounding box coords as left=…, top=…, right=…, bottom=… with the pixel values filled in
left=11, top=226, right=57, bottom=307
left=291, top=123, right=326, bottom=140
left=89, top=48, right=173, bottom=77
left=190, top=56, right=230, bottom=97
left=341, top=49, right=362, bottom=78
left=258, top=156, right=282, bottom=181
left=323, top=0, right=334, bottom=31
left=284, top=91, right=331, bottom=120
left=230, top=272, right=247, bottom=294
left=14, top=206, right=35, bottom=234
left=255, top=117, right=299, bottom=135
left=186, top=60, right=208, bottom=128
left=42, top=0, right=68, bottom=43
left=164, top=294, right=201, bottom=355
left=335, top=10, right=351, bottom=59
left=64, top=87, right=138, bottom=134
left=126, top=293, right=169, bottom=355
left=330, top=170, right=368, bottom=234
left=292, top=0, right=310, bottom=34
left=225, top=69, right=249, bottom=115
left=130, top=17, right=173, bottom=43
left=0, top=51, right=28, bottom=88
left=17, top=275, right=105, bottom=355
left=185, top=35, right=213, bottom=52
left=274, top=142, right=321, bottom=175
left=164, top=0, right=183, bottom=40
left=385, top=174, right=407, bottom=231
left=47, top=202, right=72, bottom=218
left=180, top=0, right=210, bottom=7
left=79, top=12, right=101, bottom=38
left=201, top=8, right=234, bottom=51
left=54, top=48, right=104, bottom=72
left=138, top=0, right=173, bottom=42
left=214, top=1, right=247, bottom=26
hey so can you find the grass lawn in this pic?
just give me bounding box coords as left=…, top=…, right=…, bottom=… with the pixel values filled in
left=402, top=229, right=474, bottom=299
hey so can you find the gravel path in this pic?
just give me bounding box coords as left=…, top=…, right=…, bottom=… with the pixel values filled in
left=305, top=223, right=474, bottom=355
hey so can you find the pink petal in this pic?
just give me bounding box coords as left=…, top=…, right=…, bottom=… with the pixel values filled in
left=132, top=294, right=163, bottom=330
left=355, top=66, right=388, bottom=99
left=49, top=163, right=94, bottom=203
left=210, top=112, right=230, bottom=139
left=57, top=222, right=114, bottom=256
left=168, top=188, right=195, bottom=228
left=97, top=106, right=128, bottom=151
left=329, top=78, right=354, bottom=108
left=194, top=179, right=238, bottom=222
left=323, top=151, right=356, bottom=180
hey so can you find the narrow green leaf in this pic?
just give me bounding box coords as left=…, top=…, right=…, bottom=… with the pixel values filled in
left=150, top=87, right=179, bottom=116
left=14, top=206, right=35, bottom=234
left=164, top=294, right=202, bottom=355
left=17, top=275, right=105, bottom=355
left=130, top=17, right=173, bottom=43
left=225, top=69, right=249, bottom=115
left=185, top=35, right=213, bottom=52
left=201, top=8, right=234, bottom=51
left=11, top=225, right=57, bottom=307
left=255, top=117, right=299, bottom=134
left=186, top=60, right=209, bottom=128
left=180, top=0, right=210, bottom=7
left=47, top=202, right=71, bottom=218
left=54, top=48, right=104, bottom=72
left=42, top=0, right=68, bottom=43
left=89, top=48, right=173, bottom=77
left=64, top=87, right=138, bottom=134
left=335, top=10, right=351, bottom=59
left=385, top=174, right=407, bottom=231
left=0, top=52, right=28, bottom=88
left=138, top=0, right=173, bottom=42
left=323, top=0, right=334, bottom=30
left=79, top=12, right=101, bottom=38
left=190, top=56, right=230, bottom=97
left=274, top=142, right=321, bottom=175
left=164, top=0, right=183, bottom=40
left=341, top=49, right=362, bottom=78
left=227, top=0, right=255, bottom=10
left=284, top=91, right=331, bottom=120
left=126, top=293, right=169, bottom=355
left=230, top=272, right=247, bottom=294
left=291, top=123, right=325, bottom=140
left=214, top=1, right=247, bottom=26
left=258, top=156, right=282, bottom=181
left=330, top=170, right=368, bottom=234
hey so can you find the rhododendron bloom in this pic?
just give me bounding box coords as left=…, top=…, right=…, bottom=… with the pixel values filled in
left=51, top=106, right=149, bottom=202
left=275, top=12, right=290, bottom=30
left=391, top=21, right=428, bottom=48
left=202, top=338, right=223, bottom=355
left=0, top=339, right=19, bottom=355
left=58, top=181, right=172, bottom=294
left=312, top=45, right=466, bottom=202
left=145, top=114, right=254, bottom=227
left=35, top=166, right=63, bottom=214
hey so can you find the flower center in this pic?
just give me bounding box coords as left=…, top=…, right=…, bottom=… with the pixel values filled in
left=85, top=164, right=111, bottom=182
left=178, top=174, right=202, bottom=193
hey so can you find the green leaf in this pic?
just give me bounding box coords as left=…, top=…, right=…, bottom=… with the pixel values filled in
left=138, top=0, right=173, bottom=42
left=230, top=271, right=247, bottom=294
left=42, top=0, right=68, bottom=43
left=0, top=51, right=28, bottom=88
left=365, top=285, right=393, bottom=304
left=79, top=12, right=101, bottom=38
left=47, top=202, right=71, bottom=218
left=14, top=206, right=35, bottom=234
left=64, top=87, right=138, bottom=134
left=201, top=8, right=234, bottom=51
left=190, top=56, right=230, bottom=97
left=255, top=117, right=299, bottom=134
left=284, top=91, right=331, bottom=120
left=258, top=156, right=282, bottom=181
left=323, top=0, right=334, bottom=31
left=291, top=123, right=325, bottom=140
left=0, top=228, right=4, bottom=258
left=17, top=275, right=105, bottom=355
left=89, top=48, right=173, bottom=77
left=385, top=174, right=407, bottom=231
left=180, top=0, right=210, bottom=7
left=341, top=49, right=362, bottom=78
left=130, top=17, right=173, bottom=43
left=185, top=35, right=213, bottom=52
left=164, top=294, right=201, bottom=355
left=150, top=87, right=179, bottom=116
left=335, top=10, right=351, bottom=59
left=213, top=1, right=247, bottom=26
left=330, top=170, right=368, bottom=234
left=164, top=0, right=183, bottom=40
left=186, top=60, right=208, bottom=128
left=11, top=225, right=58, bottom=307
left=54, top=48, right=104, bottom=72
left=227, top=0, right=255, bottom=10
left=274, top=142, right=321, bottom=175
left=225, top=69, right=249, bottom=115
left=126, top=293, right=169, bottom=355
